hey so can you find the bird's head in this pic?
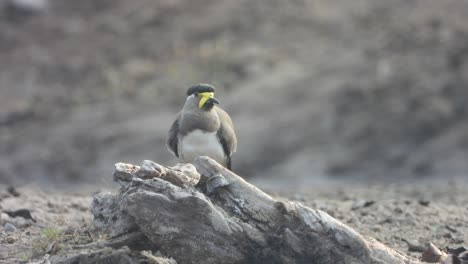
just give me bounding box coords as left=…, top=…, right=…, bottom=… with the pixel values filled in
left=186, top=84, right=220, bottom=110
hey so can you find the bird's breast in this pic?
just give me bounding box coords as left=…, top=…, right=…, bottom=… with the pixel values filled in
left=179, top=129, right=225, bottom=165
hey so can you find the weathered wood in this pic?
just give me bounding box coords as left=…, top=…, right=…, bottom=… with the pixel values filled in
left=90, top=157, right=422, bottom=264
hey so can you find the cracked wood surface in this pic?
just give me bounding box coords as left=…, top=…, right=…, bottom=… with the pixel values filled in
left=88, top=157, right=422, bottom=264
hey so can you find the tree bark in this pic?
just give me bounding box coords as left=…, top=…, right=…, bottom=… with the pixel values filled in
left=90, top=157, right=422, bottom=264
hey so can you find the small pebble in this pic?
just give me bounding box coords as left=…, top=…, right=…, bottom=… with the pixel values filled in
left=418, top=198, right=430, bottom=206
left=450, top=237, right=465, bottom=244
left=443, top=232, right=453, bottom=239
left=402, top=238, right=426, bottom=252
left=3, top=223, right=17, bottom=233
left=6, top=236, right=16, bottom=244
left=379, top=217, right=393, bottom=224
left=445, top=224, right=458, bottom=233
left=351, top=199, right=375, bottom=210
left=7, top=186, right=20, bottom=197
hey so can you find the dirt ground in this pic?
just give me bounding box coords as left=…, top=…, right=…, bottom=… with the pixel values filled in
left=0, top=180, right=467, bottom=263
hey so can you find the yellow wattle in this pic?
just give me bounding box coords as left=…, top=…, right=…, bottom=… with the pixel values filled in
left=198, top=92, right=214, bottom=108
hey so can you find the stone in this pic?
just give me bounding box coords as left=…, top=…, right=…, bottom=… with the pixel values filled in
left=3, top=223, right=16, bottom=232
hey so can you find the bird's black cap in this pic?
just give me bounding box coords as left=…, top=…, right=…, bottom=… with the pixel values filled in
left=186, top=84, right=215, bottom=96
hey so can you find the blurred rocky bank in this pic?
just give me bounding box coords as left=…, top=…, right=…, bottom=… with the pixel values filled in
left=1, top=0, right=468, bottom=186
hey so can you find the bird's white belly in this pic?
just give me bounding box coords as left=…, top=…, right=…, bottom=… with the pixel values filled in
left=179, top=130, right=225, bottom=165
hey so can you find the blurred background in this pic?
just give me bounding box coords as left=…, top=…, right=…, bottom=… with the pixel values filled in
left=1, top=0, right=468, bottom=189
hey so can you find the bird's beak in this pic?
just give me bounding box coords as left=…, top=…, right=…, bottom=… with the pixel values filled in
left=198, top=92, right=220, bottom=108
left=208, top=97, right=220, bottom=105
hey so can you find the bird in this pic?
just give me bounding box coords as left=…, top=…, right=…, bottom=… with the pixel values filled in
left=167, top=84, right=237, bottom=169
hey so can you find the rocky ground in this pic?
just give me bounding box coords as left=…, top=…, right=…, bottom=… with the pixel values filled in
left=0, top=178, right=466, bottom=263
left=0, top=185, right=92, bottom=263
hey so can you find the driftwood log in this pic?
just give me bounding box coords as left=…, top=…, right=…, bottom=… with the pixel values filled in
left=89, top=156, right=422, bottom=264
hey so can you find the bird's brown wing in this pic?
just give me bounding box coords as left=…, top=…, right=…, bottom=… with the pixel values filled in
left=166, top=113, right=181, bottom=157
left=215, top=107, right=237, bottom=169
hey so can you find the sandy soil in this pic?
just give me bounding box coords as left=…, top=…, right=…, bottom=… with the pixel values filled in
left=0, top=181, right=466, bottom=263
left=0, top=186, right=92, bottom=263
